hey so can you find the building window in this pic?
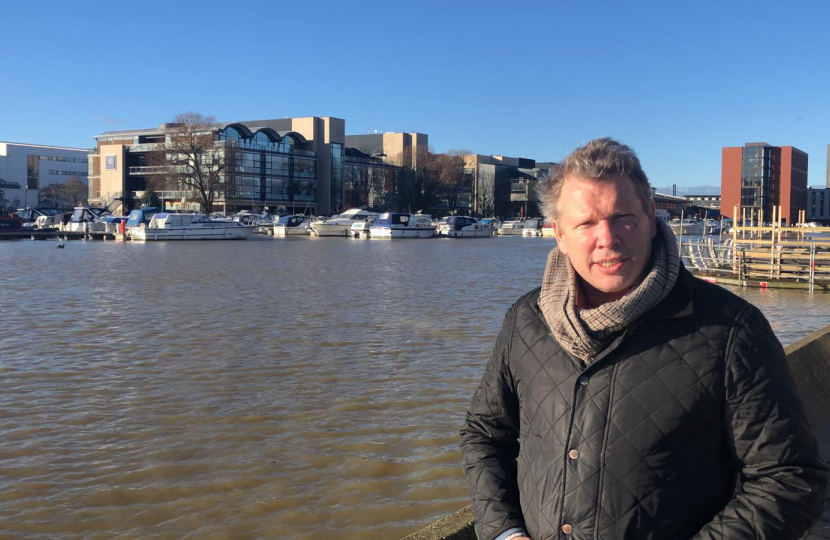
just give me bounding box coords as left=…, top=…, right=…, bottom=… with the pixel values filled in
left=330, top=143, right=344, bottom=214
left=26, top=155, right=39, bottom=189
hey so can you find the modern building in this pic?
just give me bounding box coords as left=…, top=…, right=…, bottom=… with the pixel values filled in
left=653, top=192, right=688, bottom=220
left=344, top=131, right=428, bottom=214
left=89, top=117, right=346, bottom=215
left=463, top=154, right=550, bottom=218
left=721, top=142, right=808, bottom=225
left=0, top=141, right=89, bottom=211
left=344, top=132, right=428, bottom=165
left=343, top=147, right=399, bottom=211
left=807, top=187, right=830, bottom=224
left=683, top=194, right=721, bottom=210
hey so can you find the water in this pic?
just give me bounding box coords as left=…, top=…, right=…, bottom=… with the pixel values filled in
left=1, top=236, right=828, bottom=539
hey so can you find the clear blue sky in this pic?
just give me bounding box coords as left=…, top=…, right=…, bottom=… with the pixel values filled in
left=1, top=0, right=828, bottom=194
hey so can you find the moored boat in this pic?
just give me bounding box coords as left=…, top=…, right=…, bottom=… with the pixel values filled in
left=498, top=218, right=526, bottom=236
left=273, top=215, right=312, bottom=236
left=130, top=213, right=257, bottom=241
left=370, top=213, right=436, bottom=238
left=669, top=218, right=704, bottom=236
left=439, top=216, right=493, bottom=238
left=310, top=208, right=379, bottom=237
left=521, top=218, right=543, bottom=237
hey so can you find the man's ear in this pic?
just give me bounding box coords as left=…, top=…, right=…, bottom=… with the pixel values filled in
left=552, top=220, right=568, bottom=255
left=648, top=201, right=657, bottom=239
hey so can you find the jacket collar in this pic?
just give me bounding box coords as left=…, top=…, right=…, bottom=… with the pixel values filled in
left=640, top=264, right=694, bottom=320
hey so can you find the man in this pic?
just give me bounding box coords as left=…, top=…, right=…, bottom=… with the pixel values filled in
left=460, top=138, right=827, bottom=540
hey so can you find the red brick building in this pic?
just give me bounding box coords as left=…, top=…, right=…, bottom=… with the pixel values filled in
left=721, top=142, right=808, bottom=225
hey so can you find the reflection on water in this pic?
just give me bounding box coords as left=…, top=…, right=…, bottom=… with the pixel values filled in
left=0, top=236, right=827, bottom=538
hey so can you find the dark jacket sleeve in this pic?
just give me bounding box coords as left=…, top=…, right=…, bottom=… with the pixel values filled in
left=693, top=304, right=829, bottom=539
left=460, top=303, right=525, bottom=540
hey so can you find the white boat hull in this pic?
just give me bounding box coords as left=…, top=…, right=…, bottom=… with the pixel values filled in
left=370, top=226, right=435, bottom=238
left=444, top=228, right=493, bottom=238
left=130, top=225, right=256, bottom=241
left=273, top=226, right=311, bottom=236
left=311, top=223, right=351, bottom=236
left=498, top=227, right=524, bottom=236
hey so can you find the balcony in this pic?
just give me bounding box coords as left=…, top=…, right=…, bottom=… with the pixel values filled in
left=128, top=166, right=167, bottom=175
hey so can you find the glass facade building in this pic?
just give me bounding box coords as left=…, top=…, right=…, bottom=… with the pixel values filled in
left=218, top=124, right=317, bottom=213
left=740, top=144, right=773, bottom=212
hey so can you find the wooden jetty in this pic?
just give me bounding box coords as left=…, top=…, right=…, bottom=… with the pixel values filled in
left=683, top=206, right=830, bottom=292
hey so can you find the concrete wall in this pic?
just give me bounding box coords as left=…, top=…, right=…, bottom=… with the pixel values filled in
left=97, top=144, right=126, bottom=200
left=403, top=321, right=830, bottom=539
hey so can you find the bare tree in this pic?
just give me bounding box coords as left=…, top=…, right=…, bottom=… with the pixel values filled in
left=391, top=147, right=442, bottom=214
left=39, top=177, right=88, bottom=210
left=436, top=150, right=473, bottom=215
left=344, top=164, right=373, bottom=209
left=148, top=112, right=231, bottom=214
left=474, top=167, right=496, bottom=217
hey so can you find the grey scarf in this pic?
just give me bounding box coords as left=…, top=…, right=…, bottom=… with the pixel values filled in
left=537, top=220, right=680, bottom=364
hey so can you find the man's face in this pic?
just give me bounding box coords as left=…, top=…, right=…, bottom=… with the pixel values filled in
left=552, top=175, right=657, bottom=307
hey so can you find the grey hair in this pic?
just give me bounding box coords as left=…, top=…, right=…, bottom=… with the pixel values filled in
left=537, top=137, right=653, bottom=222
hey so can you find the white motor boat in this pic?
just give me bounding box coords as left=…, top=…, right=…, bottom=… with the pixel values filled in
left=349, top=219, right=374, bottom=238
left=15, top=207, right=64, bottom=229
left=498, top=218, right=526, bottom=235
left=439, top=216, right=493, bottom=238
left=130, top=213, right=257, bottom=241
left=273, top=214, right=312, bottom=236
left=521, top=218, right=544, bottom=237
left=669, top=218, right=704, bottom=236
left=703, top=219, right=723, bottom=235
left=231, top=210, right=275, bottom=234
left=62, top=207, right=113, bottom=233
left=310, top=208, right=379, bottom=237
left=370, top=213, right=436, bottom=238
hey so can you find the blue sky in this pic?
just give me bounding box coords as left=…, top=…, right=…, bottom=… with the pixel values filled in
left=1, top=0, right=828, bottom=194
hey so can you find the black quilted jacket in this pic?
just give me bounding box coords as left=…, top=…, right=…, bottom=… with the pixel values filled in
left=461, top=268, right=827, bottom=540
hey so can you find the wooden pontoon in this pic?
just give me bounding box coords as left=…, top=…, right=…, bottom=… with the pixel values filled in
left=682, top=206, right=830, bottom=292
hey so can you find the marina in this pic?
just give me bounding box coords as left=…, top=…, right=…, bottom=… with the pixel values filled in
left=680, top=207, right=830, bottom=291
left=1, top=236, right=828, bottom=539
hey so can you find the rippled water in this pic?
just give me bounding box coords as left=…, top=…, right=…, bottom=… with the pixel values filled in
left=1, top=235, right=828, bottom=539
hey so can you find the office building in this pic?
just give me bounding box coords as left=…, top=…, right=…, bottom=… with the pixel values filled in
left=0, top=141, right=89, bottom=211
left=463, top=154, right=551, bottom=218
left=90, top=117, right=346, bottom=215
left=807, top=187, right=830, bottom=224
left=721, top=142, right=807, bottom=225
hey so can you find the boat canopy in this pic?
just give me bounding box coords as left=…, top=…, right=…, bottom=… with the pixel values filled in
left=126, top=207, right=161, bottom=227
left=374, top=213, right=411, bottom=226
left=276, top=215, right=307, bottom=227
left=70, top=207, right=111, bottom=223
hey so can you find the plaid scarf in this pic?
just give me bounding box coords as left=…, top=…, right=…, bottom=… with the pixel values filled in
left=537, top=220, right=680, bottom=364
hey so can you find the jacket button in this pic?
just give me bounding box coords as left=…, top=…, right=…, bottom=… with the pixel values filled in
left=562, top=523, right=573, bottom=534
left=578, top=376, right=589, bottom=386
left=568, top=449, right=579, bottom=459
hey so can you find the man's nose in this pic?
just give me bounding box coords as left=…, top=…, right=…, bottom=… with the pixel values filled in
left=596, top=220, right=620, bottom=248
